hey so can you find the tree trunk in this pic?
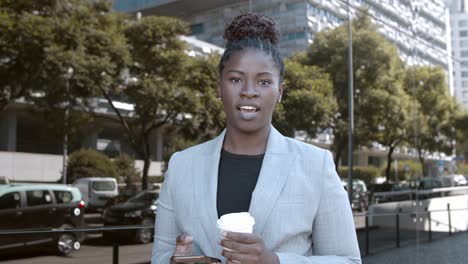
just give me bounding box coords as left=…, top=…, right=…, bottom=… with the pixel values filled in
left=141, top=133, right=152, bottom=190
left=142, top=155, right=150, bottom=190
left=417, top=148, right=426, bottom=177
left=333, top=143, right=343, bottom=170
left=385, top=146, right=396, bottom=183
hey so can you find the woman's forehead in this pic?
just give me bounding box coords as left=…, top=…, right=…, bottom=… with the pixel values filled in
left=223, top=49, right=278, bottom=74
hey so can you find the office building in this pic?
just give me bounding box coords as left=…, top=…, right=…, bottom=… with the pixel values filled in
left=114, top=0, right=452, bottom=85
left=448, top=0, right=468, bottom=109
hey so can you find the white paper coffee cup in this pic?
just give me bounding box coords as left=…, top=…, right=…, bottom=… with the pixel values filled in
left=216, top=212, right=255, bottom=235
left=217, top=212, right=255, bottom=253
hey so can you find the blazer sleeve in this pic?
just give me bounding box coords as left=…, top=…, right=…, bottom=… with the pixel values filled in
left=151, top=152, right=180, bottom=264
left=276, top=150, right=362, bottom=264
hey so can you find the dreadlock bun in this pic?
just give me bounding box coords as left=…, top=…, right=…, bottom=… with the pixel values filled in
left=223, top=13, right=280, bottom=46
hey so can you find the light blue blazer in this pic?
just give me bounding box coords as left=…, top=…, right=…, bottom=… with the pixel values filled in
left=152, top=126, right=361, bottom=263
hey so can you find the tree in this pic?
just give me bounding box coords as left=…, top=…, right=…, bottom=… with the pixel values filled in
left=0, top=0, right=128, bottom=112
left=303, top=14, right=404, bottom=166
left=273, top=57, right=337, bottom=138
left=404, top=66, right=455, bottom=177
left=113, top=153, right=140, bottom=184
left=101, top=16, right=223, bottom=190
left=453, top=110, right=468, bottom=162
left=362, top=79, right=412, bottom=182
left=67, top=149, right=117, bottom=183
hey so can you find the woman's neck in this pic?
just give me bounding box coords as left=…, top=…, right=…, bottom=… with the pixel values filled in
left=223, top=126, right=270, bottom=155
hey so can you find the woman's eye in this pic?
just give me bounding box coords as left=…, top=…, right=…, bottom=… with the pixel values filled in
left=259, top=80, right=271, bottom=86
left=230, top=77, right=241, bottom=83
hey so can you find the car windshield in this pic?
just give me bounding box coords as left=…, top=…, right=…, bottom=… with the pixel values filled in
left=127, top=192, right=158, bottom=204
left=92, top=181, right=115, bottom=191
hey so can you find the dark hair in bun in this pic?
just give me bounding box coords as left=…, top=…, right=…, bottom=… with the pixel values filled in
left=218, top=13, right=284, bottom=81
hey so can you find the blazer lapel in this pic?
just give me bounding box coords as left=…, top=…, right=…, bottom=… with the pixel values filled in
left=194, top=130, right=225, bottom=257
left=249, top=127, right=294, bottom=235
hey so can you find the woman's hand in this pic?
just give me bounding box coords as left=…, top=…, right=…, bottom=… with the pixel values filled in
left=170, top=233, right=193, bottom=264
left=220, top=232, right=279, bottom=264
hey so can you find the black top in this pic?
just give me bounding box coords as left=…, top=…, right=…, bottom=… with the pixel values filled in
left=216, top=149, right=265, bottom=218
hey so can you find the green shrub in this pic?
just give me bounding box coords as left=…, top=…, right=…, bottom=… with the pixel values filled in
left=381, top=159, right=423, bottom=181
left=66, top=149, right=117, bottom=183
left=113, top=154, right=140, bottom=184
left=338, top=166, right=380, bottom=185
left=456, top=163, right=468, bottom=174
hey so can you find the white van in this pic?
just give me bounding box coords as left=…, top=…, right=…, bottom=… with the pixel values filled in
left=72, top=177, right=118, bottom=211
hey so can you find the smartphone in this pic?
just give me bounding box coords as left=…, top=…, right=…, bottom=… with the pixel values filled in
left=171, top=255, right=221, bottom=264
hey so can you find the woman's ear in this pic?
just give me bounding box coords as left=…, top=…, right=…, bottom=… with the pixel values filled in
left=278, top=82, right=285, bottom=103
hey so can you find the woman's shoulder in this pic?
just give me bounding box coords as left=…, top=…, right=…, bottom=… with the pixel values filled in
left=168, top=137, right=219, bottom=163
left=283, top=136, right=328, bottom=157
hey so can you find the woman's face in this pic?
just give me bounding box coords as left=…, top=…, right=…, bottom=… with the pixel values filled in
left=219, top=48, right=284, bottom=134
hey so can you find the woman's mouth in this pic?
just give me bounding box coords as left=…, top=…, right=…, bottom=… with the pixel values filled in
left=237, top=105, right=259, bottom=120
left=238, top=105, right=258, bottom=113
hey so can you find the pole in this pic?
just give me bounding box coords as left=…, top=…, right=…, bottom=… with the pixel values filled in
left=396, top=211, right=400, bottom=248
left=447, top=203, right=452, bottom=236
left=428, top=209, right=432, bottom=242
left=365, top=213, right=369, bottom=256
left=113, top=243, right=119, bottom=264
left=346, top=0, right=354, bottom=203
left=62, top=67, right=73, bottom=184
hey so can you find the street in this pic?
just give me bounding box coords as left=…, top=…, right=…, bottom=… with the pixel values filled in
left=0, top=238, right=152, bottom=264
left=0, top=213, right=463, bottom=264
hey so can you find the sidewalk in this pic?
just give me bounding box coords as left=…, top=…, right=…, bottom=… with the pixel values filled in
left=362, top=231, right=468, bottom=264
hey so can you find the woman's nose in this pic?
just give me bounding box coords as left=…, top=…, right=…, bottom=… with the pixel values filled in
left=240, top=81, right=259, bottom=98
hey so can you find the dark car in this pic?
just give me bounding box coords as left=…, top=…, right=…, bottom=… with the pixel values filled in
left=0, top=183, right=85, bottom=256
left=102, top=190, right=158, bottom=244
left=342, top=179, right=369, bottom=212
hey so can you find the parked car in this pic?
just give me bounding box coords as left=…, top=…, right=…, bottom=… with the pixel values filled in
left=411, top=177, right=444, bottom=190
left=0, top=176, right=9, bottom=185
left=441, top=174, right=467, bottom=187
left=73, top=177, right=118, bottom=212
left=369, top=182, right=413, bottom=203
left=102, top=190, right=158, bottom=244
left=341, top=179, right=368, bottom=212
left=0, top=183, right=85, bottom=255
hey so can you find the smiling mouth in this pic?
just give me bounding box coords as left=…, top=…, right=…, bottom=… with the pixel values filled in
left=237, top=106, right=259, bottom=113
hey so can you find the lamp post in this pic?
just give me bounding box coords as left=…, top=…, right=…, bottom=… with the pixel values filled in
left=62, top=67, right=73, bottom=184
left=346, top=0, right=354, bottom=204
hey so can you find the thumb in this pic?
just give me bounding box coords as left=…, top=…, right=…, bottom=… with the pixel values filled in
left=173, top=233, right=193, bottom=256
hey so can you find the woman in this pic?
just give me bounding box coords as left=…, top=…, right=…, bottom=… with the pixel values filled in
left=152, top=13, right=361, bottom=264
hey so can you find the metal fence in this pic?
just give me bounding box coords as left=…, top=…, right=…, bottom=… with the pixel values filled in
left=0, top=207, right=467, bottom=263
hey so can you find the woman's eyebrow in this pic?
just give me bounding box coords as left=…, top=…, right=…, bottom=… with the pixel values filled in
left=257, top=72, right=273, bottom=76
left=226, top=70, right=245, bottom=75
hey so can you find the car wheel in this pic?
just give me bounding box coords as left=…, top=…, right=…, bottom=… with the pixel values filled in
left=134, top=218, right=153, bottom=244
left=56, top=233, right=76, bottom=256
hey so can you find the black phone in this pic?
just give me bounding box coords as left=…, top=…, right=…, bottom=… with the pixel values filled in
left=171, top=255, right=221, bottom=264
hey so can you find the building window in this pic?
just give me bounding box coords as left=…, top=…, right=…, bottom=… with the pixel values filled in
left=282, top=31, right=306, bottom=41
left=462, top=71, right=468, bottom=77
left=190, top=23, right=204, bottom=35
left=461, top=40, right=468, bottom=47
left=460, top=30, right=468, bottom=37
left=460, top=20, right=468, bottom=27
left=461, top=50, right=468, bottom=57
left=462, top=80, right=468, bottom=87
left=286, top=2, right=303, bottom=11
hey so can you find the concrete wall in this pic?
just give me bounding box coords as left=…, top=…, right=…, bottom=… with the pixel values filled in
left=0, top=151, right=164, bottom=182
left=369, top=192, right=468, bottom=232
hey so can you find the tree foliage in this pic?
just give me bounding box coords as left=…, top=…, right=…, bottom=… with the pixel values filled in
left=273, top=57, right=337, bottom=138
left=303, top=14, right=404, bottom=166
left=0, top=0, right=129, bottom=111
left=113, top=153, right=140, bottom=184
left=404, top=66, right=456, bottom=176
left=67, top=149, right=117, bottom=183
